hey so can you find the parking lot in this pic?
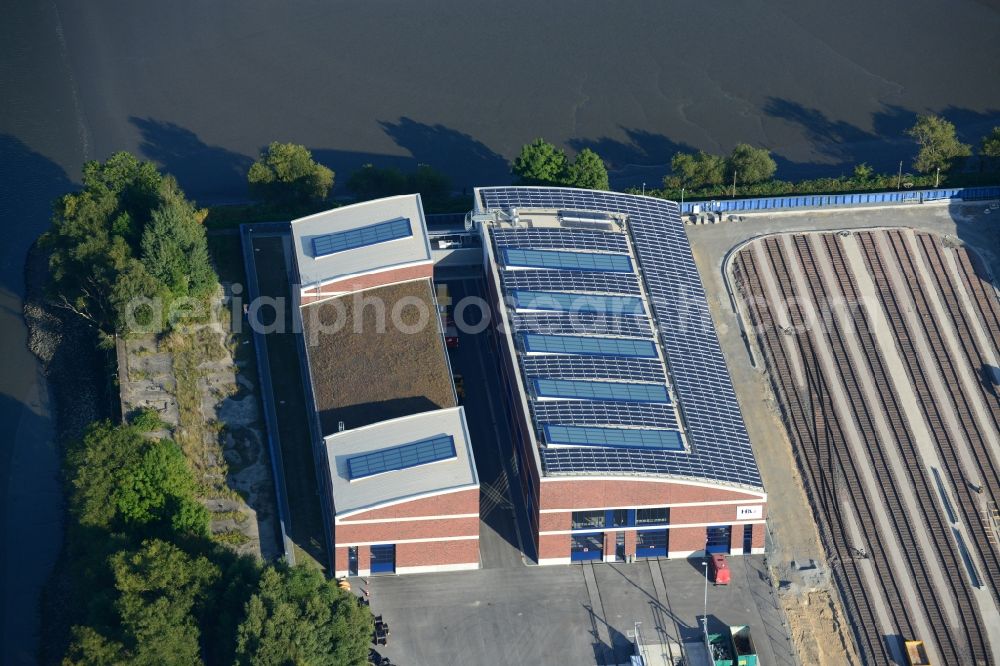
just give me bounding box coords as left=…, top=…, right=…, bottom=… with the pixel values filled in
left=362, top=554, right=794, bottom=666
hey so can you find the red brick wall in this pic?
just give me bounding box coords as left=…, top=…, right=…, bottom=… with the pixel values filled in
left=339, top=487, right=478, bottom=522
left=730, top=525, right=745, bottom=552
left=669, top=527, right=707, bottom=554
left=397, top=539, right=478, bottom=568
left=624, top=530, right=636, bottom=557
left=539, top=478, right=764, bottom=511
left=335, top=516, right=478, bottom=544
left=670, top=503, right=766, bottom=526
left=752, top=523, right=765, bottom=548
left=539, top=533, right=571, bottom=560
left=301, top=263, right=433, bottom=303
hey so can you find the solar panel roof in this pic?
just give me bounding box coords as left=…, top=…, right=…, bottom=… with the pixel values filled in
left=346, top=434, right=456, bottom=480
left=312, top=217, right=412, bottom=257
left=501, top=269, right=641, bottom=295
left=479, top=187, right=762, bottom=489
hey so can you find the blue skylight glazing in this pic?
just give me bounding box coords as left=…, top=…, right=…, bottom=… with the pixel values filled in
left=312, top=217, right=412, bottom=257
left=511, top=290, right=644, bottom=315
left=533, top=378, right=669, bottom=403
left=502, top=248, right=632, bottom=273
left=347, top=435, right=455, bottom=480
left=544, top=424, right=684, bottom=450
left=522, top=333, right=657, bottom=358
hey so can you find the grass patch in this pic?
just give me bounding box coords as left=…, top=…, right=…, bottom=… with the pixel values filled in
left=213, top=529, right=251, bottom=546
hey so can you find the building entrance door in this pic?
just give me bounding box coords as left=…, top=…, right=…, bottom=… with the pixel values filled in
left=615, top=532, right=625, bottom=561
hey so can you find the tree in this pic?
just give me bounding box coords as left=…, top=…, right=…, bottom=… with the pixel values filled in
left=853, top=163, right=874, bottom=183
left=981, top=126, right=1000, bottom=159
left=67, top=421, right=208, bottom=536
left=43, top=153, right=166, bottom=329
left=907, top=115, right=971, bottom=173
left=668, top=151, right=726, bottom=189
left=346, top=163, right=451, bottom=205
left=565, top=148, right=610, bottom=190
left=345, top=164, right=408, bottom=201
left=247, top=142, right=334, bottom=207
left=511, top=139, right=567, bottom=185
left=65, top=540, right=220, bottom=666
left=42, top=153, right=216, bottom=335
left=234, top=565, right=372, bottom=666
left=727, top=144, right=777, bottom=185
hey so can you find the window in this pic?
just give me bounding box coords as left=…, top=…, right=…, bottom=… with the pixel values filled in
left=636, top=507, right=670, bottom=526
left=347, top=435, right=456, bottom=480
left=502, top=248, right=633, bottom=273
left=511, top=290, right=644, bottom=315
left=311, top=217, right=412, bottom=257
left=533, top=378, right=670, bottom=403
left=609, top=509, right=632, bottom=528
left=521, top=333, right=657, bottom=358
left=571, top=510, right=605, bottom=530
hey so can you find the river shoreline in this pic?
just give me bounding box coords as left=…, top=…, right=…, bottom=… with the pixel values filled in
left=22, top=242, right=112, bottom=665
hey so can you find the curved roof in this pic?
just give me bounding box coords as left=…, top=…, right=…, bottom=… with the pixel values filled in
left=477, top=187, right=762, bottom=490
left=290, top=194, right=432, bottom=287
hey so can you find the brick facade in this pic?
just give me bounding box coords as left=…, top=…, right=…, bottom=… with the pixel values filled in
left=333, top=487, right=479, bottom=576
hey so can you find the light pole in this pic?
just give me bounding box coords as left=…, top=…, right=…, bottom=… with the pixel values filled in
left=642, top=182, right=646, bottom=196
left=897, top=160, right=903, bottom=190
left=702, top=559, right=710, bottom=655
left=731, top=170, right=737, bottom=198
left=935, top=166, right=941, bottom=188
left=681, top=187, right=685, bottom=213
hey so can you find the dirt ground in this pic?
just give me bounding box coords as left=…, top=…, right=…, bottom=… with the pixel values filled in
left=118, top=286, right=280, bottom=561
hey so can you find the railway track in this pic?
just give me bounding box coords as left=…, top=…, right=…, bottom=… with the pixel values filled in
left=734, top=231, right=998, bottom=665
left=877, top=230, right=1000, bottom=610
left=796, top=233, right=983, bottom=664
left=733, top=246, right=892, bottom=665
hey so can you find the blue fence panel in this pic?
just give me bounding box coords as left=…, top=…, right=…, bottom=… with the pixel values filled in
left=678, top=185, right=1000, bottom=214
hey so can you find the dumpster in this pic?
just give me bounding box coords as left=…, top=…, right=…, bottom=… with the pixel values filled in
left=730, top=625, right=758, bottom=666
left=904, top=640, right=931, bottom=665
left=710, top=553, right=730, bottom=585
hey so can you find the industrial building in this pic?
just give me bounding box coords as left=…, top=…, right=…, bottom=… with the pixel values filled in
left=288, top=187, right=767, bottom=576
left=290, top=195, right=480, bottom=577
left=473, top=187, right=767, bottom=564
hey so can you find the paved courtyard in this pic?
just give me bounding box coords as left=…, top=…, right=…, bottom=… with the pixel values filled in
left=360, top=554, right=793, bottom=666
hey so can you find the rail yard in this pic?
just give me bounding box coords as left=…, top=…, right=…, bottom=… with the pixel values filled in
left=731, top=228, right=1000, bottom=665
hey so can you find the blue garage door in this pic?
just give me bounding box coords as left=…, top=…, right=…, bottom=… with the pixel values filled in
left=370, top=544, right=396, bottom=574
left=636, top=530, right=668, bottom=558
left=706, top=526, right=731, bottom=554
left=571, top=534, right=604, bottom=562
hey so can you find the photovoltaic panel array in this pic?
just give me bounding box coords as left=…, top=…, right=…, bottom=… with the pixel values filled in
left=492, top=227, right=628, bottom=253
left=480, top=187, right=762, bottom=489
left=346, top=434, right=455, bottom=480
left=501, top=248, right=633, bottom=273
left=501, top=269, right=641, bottom=295
left=312, top=217, right=412, bottom=257
left=531, top=401, right=679, bottom=430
